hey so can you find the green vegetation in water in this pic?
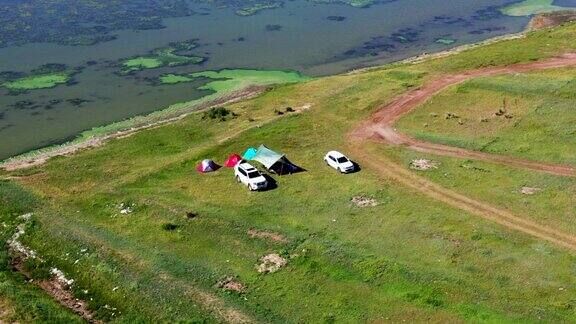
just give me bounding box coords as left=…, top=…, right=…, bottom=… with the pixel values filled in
left=311, top=0, right=374, bottom=8
left=159, top=69, right=311, bottom=92
left=121, top=41, right=205, bottom=73
left=191, top=69, right=312, bottom=92
left=0, top=1, right=193, bottom=48
left=0, top=63, right=76, bottom=92
left=236, top=2, right=283, bottom=16
left=501, top=0, right=570, bottom=16
left=3, top=74, right=71, bottom=91
left=159, top=74, right=194, bottom=84
left=1, top=68, right=310, bottom=164
left=435, top=37, right=457, bottom=45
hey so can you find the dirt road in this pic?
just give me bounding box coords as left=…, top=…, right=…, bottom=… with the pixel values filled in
left=350, top=53, right=576, bottom=250
left=351, top=53, right=576, bottom=177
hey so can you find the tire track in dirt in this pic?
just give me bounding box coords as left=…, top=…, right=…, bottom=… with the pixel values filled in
left=350, top=145, right=576, bottom=251
left=350, top=54, right=576, bottom=250
left=350, top=53, right=576, bottom=177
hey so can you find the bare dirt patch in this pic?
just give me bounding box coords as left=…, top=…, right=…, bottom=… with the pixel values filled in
left=521, top=186, right=541, bottom=195
left=256, top=253, right=287, bottom=274
left=529, top=11, right=576, bottom=31
left=410, top=158, right=439, bottom=171
left=247, top=229, right=288, bottom=243
left=351, top=196, right=378, bottom=207
left=217, top=277, right=246, bottom=293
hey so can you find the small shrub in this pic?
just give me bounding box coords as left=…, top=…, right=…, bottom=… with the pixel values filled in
left=161, top=223, right=179, bottom=231
left=202, top=107, right=234, bottom=121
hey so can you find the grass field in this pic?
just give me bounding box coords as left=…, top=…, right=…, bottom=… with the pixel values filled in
left=3, top=21, right=576, bottom=322
left=396, top=67, right=576, bottom=165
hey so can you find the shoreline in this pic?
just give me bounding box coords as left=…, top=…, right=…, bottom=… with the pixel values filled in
left=0, top=86, right=264, bottom=171
left=0, top=14, right=564, bottom=171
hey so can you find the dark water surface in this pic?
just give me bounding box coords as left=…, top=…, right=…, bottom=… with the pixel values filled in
left=0, top=0, right=533, bottom=159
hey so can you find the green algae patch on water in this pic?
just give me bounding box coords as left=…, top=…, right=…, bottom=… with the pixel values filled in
left=2, top=73, right=70, bottom=91
left=311, top=0, right=373, bottom=8
left=123, top=57, right=164, bottom=70
left=159, top=69, right=311, bottom=90
left=121, top=48, right=205, bottom=73
left=236, top=2, right=282, bottom=16
left=191, top=69, right=312, bottom=92
left=501, top=0, right=570, bottom=16
left=159, top=74, right=194, bottom=84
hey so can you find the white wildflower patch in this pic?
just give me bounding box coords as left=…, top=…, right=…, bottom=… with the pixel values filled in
left=7, top=213, right=38, bottom=259
left=50, top=268, right=75, bottom=287
left=118, top=202, right=135, bottom=215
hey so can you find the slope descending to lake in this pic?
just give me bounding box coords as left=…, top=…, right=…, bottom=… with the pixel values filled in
left=2, top=21, right=576, bottom=322
left=0, top=0, right=534, bottom=160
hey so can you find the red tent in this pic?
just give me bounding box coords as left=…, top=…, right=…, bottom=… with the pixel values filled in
left=224, top=154, right=242, bottom=168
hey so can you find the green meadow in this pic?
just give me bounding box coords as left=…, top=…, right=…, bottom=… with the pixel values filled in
left=3, top=20, right=576, bottom=323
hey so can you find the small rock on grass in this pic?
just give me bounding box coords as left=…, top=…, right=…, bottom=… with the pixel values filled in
left=351, top=196, right=378, bottom=207
left=520, top=186, right=541, bottom=195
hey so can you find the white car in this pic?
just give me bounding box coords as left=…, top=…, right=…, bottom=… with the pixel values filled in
left=234, top=162, right=268, bottom=191
left=324, top=151, right=355, bottom=173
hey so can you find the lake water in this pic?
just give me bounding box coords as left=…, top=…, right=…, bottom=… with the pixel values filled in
left=0, top=0, right=535, bottom=160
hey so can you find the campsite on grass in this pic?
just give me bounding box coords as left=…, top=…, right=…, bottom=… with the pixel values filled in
left=196, top=145, right=356, bottom=191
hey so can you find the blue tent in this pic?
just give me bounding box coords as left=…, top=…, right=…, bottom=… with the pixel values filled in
left=242, top=147, right=258, bottom=160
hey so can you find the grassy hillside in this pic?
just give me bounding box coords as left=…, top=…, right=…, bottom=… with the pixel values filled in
left=396, top=67, right=576, bottom=165
left=0, top=181, right=81, bottom=322
left=3, top=21, right=576, bottom=322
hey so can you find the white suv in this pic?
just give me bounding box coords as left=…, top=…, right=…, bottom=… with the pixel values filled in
left=234, top=163, right=268, bottom=191
left=324, top=151, right=355, bottom=173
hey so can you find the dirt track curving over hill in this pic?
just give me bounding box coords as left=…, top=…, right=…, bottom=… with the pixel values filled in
left=350, top=53, right=576, bottom=250
left=351, top=53, right=576, bottom=177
